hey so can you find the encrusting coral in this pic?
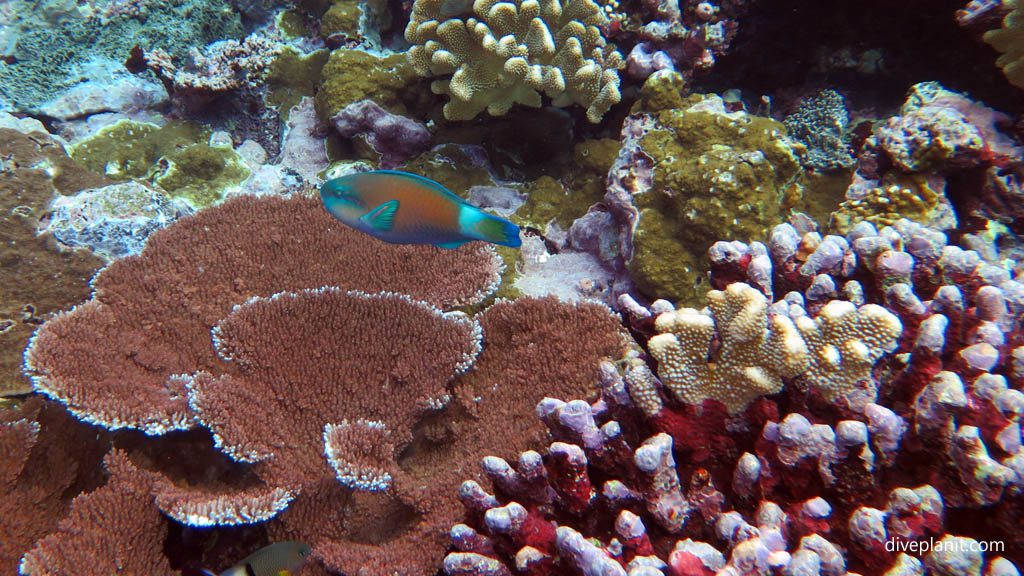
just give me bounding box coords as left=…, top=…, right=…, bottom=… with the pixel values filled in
left=606, top=73, right=805, bottom=304
left=405, top=0, right=623, bottom=122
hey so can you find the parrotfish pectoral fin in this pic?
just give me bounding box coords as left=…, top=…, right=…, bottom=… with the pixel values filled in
left=436, top=241, right=467, bottom=249
left=360, top=200, right=399, bottom=232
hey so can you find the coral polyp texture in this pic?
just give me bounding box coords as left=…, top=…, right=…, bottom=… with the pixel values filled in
left=606, top=75, right=805, bottom=303
left=405, top=0, right=624, bottom=122
left=24, top=194, right=503, bottom=435
left=647, top=283, right=809, bottom=414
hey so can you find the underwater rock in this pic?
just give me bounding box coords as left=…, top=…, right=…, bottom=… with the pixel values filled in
left=0, top=0, right=245, bottom=112
left=41, top=181, right=194, bottom=260
left=37, top=74, right=168, bottom=121
left=330, top=99, right=432, bottom=169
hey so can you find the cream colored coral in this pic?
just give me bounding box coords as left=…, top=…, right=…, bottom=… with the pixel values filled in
left=984, top=0, right=1024, bottom=89
left=647, top=283, right=903, bottom=413
left=405, top=0, right=622, bottom=122
left=647, top=283, right=809, bottom=414
left=794, top=300, right=902, bottom=404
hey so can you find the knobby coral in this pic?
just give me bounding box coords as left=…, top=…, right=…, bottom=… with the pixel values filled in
left=984, top=0, right=1024, bottom=89
left=405, top=0, right=623, bottom=122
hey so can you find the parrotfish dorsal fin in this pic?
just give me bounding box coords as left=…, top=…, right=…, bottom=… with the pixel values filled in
left=360, top=200, right=399, bottom=232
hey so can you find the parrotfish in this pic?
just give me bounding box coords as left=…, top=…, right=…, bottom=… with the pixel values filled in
left=320, top=170, right=522, bottom=249
left=196, top=541, right=312, bottom=576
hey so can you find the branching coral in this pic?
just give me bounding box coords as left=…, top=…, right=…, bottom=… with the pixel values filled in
left=405, top=0, right=623, bottom=122
left=984, top=0, right=1024, bottom=89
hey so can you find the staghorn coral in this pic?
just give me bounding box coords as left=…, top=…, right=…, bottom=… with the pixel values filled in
left=405, top=0, right=623, bottom=122
left=984, top=0, right=1024, bottom=89
left=24, top=194, right=503, bottom=435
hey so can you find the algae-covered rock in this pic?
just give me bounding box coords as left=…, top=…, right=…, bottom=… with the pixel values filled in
left=70, top=120, right=206, bottom=180
left=515, top=139, right=618, bottom=231
left=625, top=85, right=805, bottom=304
left=70, top=120, right=250, bottom=208
left=1, top=129, right=106, bottom=396
left=153, top=145, right=252, bottom=208
left=266, top=47, right=330, bottom=114
left=315, top=49, right=429, bottom=120
left=321, top=0, right=364, bottom=38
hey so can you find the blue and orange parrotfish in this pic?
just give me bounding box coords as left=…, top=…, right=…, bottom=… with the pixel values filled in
left=195, top=541, right=312, bottom=576
left=320, top=170, right=522, bottom=249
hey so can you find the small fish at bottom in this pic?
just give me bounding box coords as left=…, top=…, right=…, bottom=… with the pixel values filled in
left=320, top=170, right=522, bottom=249
left=194, top=541, right=312, bottom=576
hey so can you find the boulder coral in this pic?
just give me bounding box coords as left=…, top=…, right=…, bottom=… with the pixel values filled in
left=405, top=0, right=623, bottom=122
left=606, top=73, right=805, bottom=304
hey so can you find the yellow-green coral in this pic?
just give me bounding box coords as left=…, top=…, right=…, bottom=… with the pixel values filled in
left=69, top=120, right=249, bottom=208
left=316, top=49, right=429, bottom=120
left=984, top=0, right=1024, bottom=89
left=829, top=176, right=951, bottom=234
left=153, top=144, right=251, bottom=207
left=405, top=0, right=623, bottom=122
left=628, top=87, right=804, bottom=304
left=266, top=47, right=330, bottom=114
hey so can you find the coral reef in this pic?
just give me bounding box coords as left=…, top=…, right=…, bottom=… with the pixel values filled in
left=405, top=0, right=624, bottom=122
left=606, top=74, right=804, bottom=304
left=443, top=216, right=1024, bottom=575
left=0, top=127, right=106, bottom=397
left=25, top=194, right=503, bottom=434
left=3, top=0, right=1024, bottom=574
left=0, top=0, right=245, bottom=112
left=782, top=89, right=855, bottom=172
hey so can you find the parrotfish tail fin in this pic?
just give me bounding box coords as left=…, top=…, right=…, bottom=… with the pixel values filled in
left=461, top=208, right=522, bottom=248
